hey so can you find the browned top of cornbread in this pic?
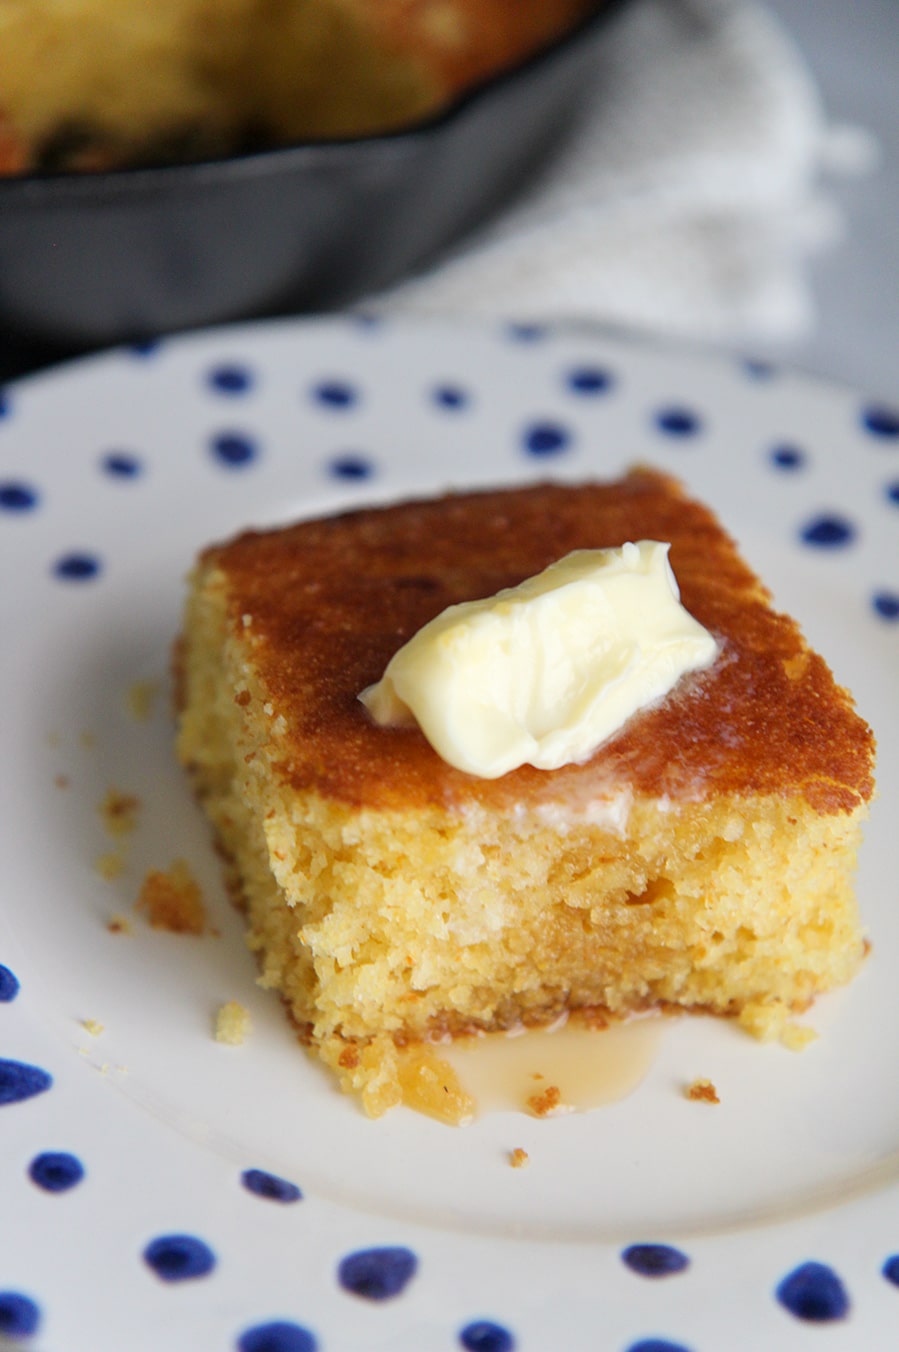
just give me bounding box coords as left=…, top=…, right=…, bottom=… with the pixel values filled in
left=196, top=469, right=875, bottom=814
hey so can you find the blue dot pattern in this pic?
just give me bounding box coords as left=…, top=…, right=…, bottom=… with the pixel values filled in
left=0, top=1292, right=40, bottom=1339
left=776, top=1261, right=850, bottom=1322
left=861, top=405, right=899, bottom=438
left=0, top=481, right=38, bottom=510
left=459, top=1319, right=515, bottom=1351
left=622, top=1244, right=690, bottom=1278
left=312, top=380, right=359, bottom=409
left=873, top=592, right=899, bottom=620
left=742, top=358, right=778, bottom=379
left=566, top=366, right=614, bottom=396
left=337, top=1246, right=418, bottom=1301
left=887, top=481, right=899, bottom=506
left=432, top=384, right=470, bottom=410
left=28, top=1151, right=85, bottom=1193
left=522, top=421, right=572, bottom=457
left=654, top=407, right=702, bottom=437
left=626, top=1341, right=693, bottom=1352
left=237, top=1321, right=318, bottom=1352
left=770, top=444, right=805, bottom=470
left=102, top=452, right=142, bottom=478
left=0, top=964, right=20, bottom=1001
left=143, top=1234, right=216, bottom=1283
left=208, top=365, right=254, bottom=395
left=800, top=514, right=856, bottom=547
left=328, top=454, right=374, bottom=480
left=0, top=1059, right=52, bottom=1106
left=882, top=1255, right=899, bottom=1286
left=241, top=1168, right=302, bottom=1204
left=53, top=552, right=101, bottom=581
left=211, top=432, right=259, bottom=468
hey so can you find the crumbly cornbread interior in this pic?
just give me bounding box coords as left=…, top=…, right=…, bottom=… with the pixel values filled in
left=175, top=473, right=874, bottom=1118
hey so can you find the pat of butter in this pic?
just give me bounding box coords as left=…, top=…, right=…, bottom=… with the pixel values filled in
left=359, top=542, right=718, bottom=778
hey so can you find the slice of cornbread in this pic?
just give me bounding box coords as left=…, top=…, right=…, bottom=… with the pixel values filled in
left=174, top=469, right=875, bottom=1116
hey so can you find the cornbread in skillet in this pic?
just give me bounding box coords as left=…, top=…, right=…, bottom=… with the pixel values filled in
left=0, top=0, right=596, bottom=173
left=174, top=469, right=875, bottom=1116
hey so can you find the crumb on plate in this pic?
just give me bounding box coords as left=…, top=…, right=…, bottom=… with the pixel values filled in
left=685, top=1077, right=720, bottom=1104
left=215, top=1001, right=251, bottom=1045
left=136, top=859, right=206, bottom=934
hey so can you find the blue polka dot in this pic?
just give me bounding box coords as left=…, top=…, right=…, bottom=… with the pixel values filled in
left=622, top=1244, right=690, bottom=1278
left=101, top=451, right=142, bottom=478
left=625, top=1341, right=693, bottom=1352
left=328, top=454, right=375, bottom=481
left=28, top=1151, right=85, bottom=1193
left=0, top=481, right=39, bottom=511
left=0, top=964, right=20, bottom=1001
left=506, top=323, right=547, bottom=342
left=0, top=1059, right=53, bottom=1105
left=566, top=366, right=614, bottom=396
left=311, top=380, right=359, bottom=409
left=522, top=421, right=572, bottom=457
left=53, top=552, right=102, bottom=581
left=432, top=384, right=470, bottom=410
left=881, top=1254, right=899, bottom=1286
left=873, top=591, right=899, bottom=620
left=861, top=405, right=899, bottom=439
left=237, top=1321, right=318, bottom=1352
left=208, top=365, right=254, bottom=395
left=654, top=407, right=702, bottom=438
left=241, top=1168, right=302, bottom=1204
left=0, top=1292, right=41, bottom=1339
left=770, top=444, right=805, bottom=470
left=800, top=514, right=856, bottom=547
left=742, top=358, right=778, bottom=380
left=886, top=481, right=899, bottom=506
left=130, top=340, right=161, bottom=358
left=459, top=1319, right=515, bottom=1351
left=776, top=1261, right=850, bottom=1322
left=337, top=1246, right=418, bottom=1301
left=211, top=432, right=259, bottom=468
left=143, top=1234, right=216, bottom=1283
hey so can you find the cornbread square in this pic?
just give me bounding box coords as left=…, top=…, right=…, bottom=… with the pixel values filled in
left=174, top=469, right=875, bottom=1116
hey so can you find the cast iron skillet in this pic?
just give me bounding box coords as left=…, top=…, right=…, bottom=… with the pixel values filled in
left=0, top=0, right=629, bottom=358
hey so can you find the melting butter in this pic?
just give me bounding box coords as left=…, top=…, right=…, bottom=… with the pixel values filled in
left=360, top=542, right=718, bottom=777
left=399, top=1015, right=662, bottom=1125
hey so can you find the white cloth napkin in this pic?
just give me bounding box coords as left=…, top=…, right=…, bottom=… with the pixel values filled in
left=377, top=0, right=876, bottom=343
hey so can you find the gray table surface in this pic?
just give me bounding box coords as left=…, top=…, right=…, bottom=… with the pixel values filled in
left=757, top=0, right=898, bottom=401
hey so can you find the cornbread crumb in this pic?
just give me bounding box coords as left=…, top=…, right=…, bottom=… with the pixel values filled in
left=107, top=913, right=132, bottom=935
left=81, top=1018, right=105, bottom=1037
left=509, top=1147, right=530, bottom=1169
left=96, top=850, right=126, bottom=881
left=215, top=1001, right=251, bottom=1045
left=685, top=1077, right=720, bottom=1104
left=527, top=1084, right=571, bottom=1118
left=738, top=999, right=790, bottom=1043
left=780, top=1022, right=819, bottom=1053
left=136, top=859, right=206, bottom=934
left=99, top=788, right=140, bottom=837
left=126, top=679, right=160, bottom=721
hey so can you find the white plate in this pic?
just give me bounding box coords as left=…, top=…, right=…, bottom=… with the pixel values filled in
left=1, top=316, right=897, bottom=1352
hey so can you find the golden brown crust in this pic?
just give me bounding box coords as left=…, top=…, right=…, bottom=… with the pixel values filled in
left=195, top=469, right=876, bottom=815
